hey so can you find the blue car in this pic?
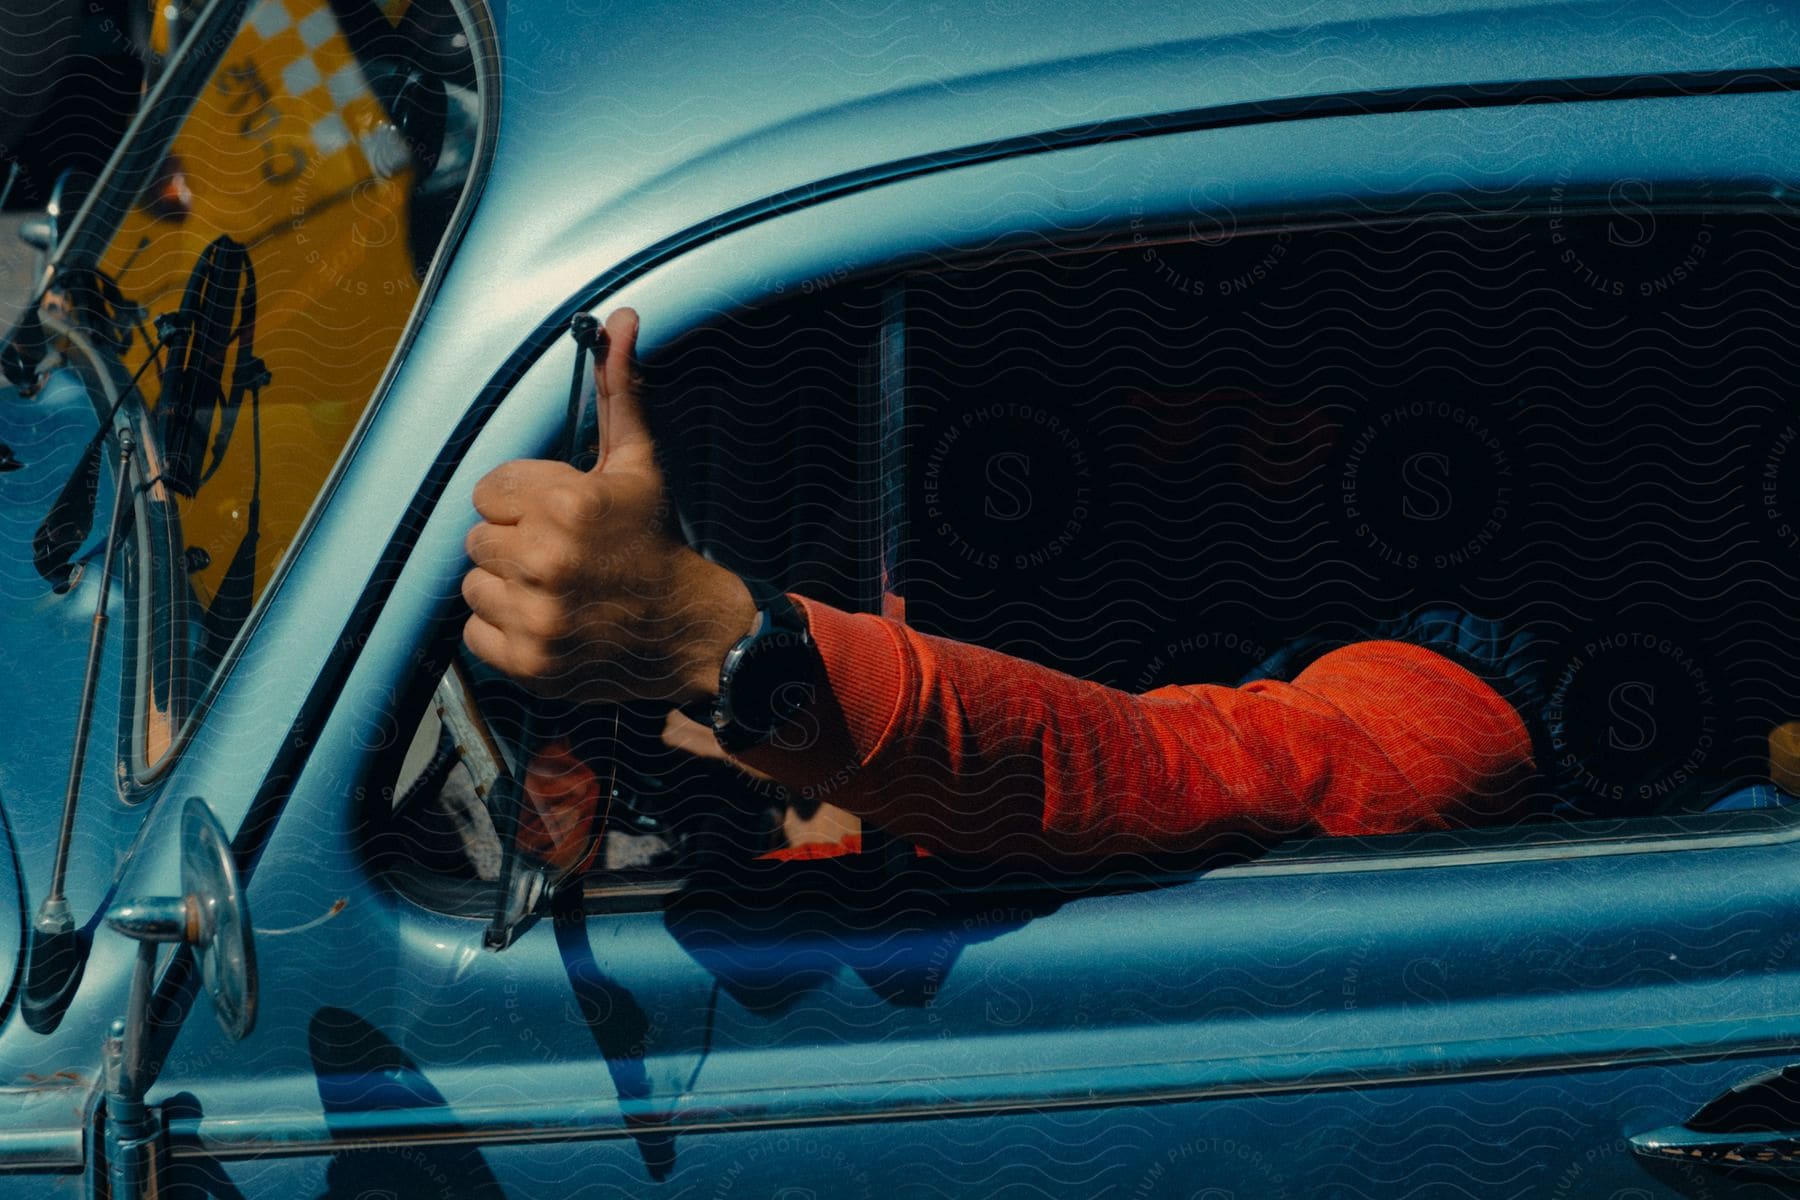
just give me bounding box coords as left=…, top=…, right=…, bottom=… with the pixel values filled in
left=5, top=0, right=1800, bottom=1196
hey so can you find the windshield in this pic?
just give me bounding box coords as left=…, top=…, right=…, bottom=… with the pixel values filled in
left=19, top=0, right=485, bottom=770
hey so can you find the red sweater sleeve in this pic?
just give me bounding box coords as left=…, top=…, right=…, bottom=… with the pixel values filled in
left=735, top=597, right=1537, bottom=860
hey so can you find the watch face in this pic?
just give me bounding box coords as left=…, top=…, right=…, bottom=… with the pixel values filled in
left=736, top=631, right=811, bottom=727
left=720, top=625, right=816, bottom=747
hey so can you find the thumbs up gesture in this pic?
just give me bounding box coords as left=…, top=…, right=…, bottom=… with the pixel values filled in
left=461, top=308, right=755, bottom=705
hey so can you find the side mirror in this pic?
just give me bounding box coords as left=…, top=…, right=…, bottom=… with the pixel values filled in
left=104, top=796, right=257, bottom=1042
left=98, top=796, right=256, bottom=1199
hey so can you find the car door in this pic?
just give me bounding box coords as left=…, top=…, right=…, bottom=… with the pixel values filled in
left=140, top=82, right=1800, bottom=1200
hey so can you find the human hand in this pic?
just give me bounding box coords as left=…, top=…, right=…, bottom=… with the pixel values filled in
left=460, top=308, right=755, bottom=705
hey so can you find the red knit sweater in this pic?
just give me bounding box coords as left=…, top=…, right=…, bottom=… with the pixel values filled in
left=737, top=597, right=1537, bottom=860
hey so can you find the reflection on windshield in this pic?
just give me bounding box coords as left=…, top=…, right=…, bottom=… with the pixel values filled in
left=25, top=0, right=481, bottom=766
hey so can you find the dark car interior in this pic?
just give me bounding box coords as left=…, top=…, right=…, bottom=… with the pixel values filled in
left=668, top=208, right=1800, bottom=828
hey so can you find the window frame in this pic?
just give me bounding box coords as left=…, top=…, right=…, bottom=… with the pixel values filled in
left=588, top=203, right=1800, bottom=907
left=332, top=87, right=1800, bottom=919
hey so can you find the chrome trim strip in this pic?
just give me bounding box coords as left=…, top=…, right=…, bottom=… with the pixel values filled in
left=164, top=1017, right=1800, bottom=1160
left=0, top=1128, right=84, bottom=1172
left=1212, top=819, right=1800, bottom=878
left=0, top=1084, right=94, bottom=1173
left=1630, top=1125, right=1800, bottom=1174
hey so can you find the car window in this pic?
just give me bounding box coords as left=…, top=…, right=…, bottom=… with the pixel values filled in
left=30, top=0, right=484, bottom=770
left=902, top=210, right=1800, bottom=830
left=381, top=205, right=1800, bottom=912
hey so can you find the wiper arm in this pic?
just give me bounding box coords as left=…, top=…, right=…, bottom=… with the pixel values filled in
left=21, top=234, right=265, bottom=1030
left=18, top=307, right=187, bottom=1033
left=22, top=427, right=137, bottom=1032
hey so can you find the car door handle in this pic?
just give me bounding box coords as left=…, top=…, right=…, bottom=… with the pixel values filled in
left=1631, top=1063, right=1800, bottom=1180
left=1629, top=1127, right=1800, bottom=1178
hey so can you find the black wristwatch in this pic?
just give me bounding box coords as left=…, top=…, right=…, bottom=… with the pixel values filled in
left=710, top=580, right=819, bottom=753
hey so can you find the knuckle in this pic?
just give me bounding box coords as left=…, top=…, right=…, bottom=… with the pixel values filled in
left=517, top=641, right=557, bottom=681
left=554, top=485, right=604, bottom=528
left=526, top=542, right=573, bottom=589
left=521, top=598, right=567, bottom=642
left=461, top=614, right=491, bottom=657
left=547, top=485, right=589, bottom=526
left=473, top=466, right=511, bottom=504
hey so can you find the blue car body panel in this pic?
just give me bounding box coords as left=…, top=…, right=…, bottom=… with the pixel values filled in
left=4, top=1, right=1800, bottom=1195
left=422, top=0, right=1800, bottom=413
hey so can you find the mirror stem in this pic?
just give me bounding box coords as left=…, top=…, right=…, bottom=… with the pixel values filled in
left=101, top=939, right=166, bottom=1200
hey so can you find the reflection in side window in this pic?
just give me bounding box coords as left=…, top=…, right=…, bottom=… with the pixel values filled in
left=44, top=0, right=482, bottom=767
left=384, top=208, right=1800, bottom=914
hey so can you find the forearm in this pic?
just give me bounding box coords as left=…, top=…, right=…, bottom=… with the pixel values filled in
left=735, top=598, right=1536, bottom=859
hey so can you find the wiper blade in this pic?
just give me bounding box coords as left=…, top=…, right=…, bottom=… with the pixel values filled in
left=23, top=427, right=137, bottom=1033
left=33, top=433, right=104, bottom=586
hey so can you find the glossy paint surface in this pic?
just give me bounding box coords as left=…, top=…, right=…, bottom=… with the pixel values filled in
left=4, top=1, right=1800, bottom=1196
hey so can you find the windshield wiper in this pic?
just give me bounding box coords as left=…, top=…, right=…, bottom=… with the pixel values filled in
left=18, top=302, right=186, bottom=1032
left=22, top=428, right=136, bottom=1031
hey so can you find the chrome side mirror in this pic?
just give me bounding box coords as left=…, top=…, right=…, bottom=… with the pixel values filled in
left=99, top=797, right=257, bottom=1200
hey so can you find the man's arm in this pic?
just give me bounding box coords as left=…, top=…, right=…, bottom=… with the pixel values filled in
left=461, top=308, right=1536, bottom=862
left=732, top=598, right=1536, bottom=859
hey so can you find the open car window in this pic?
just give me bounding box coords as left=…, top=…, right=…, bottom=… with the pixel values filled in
left=380, top=203, right=1800, bottom=913
left=26, top=0, right=485, bottom=772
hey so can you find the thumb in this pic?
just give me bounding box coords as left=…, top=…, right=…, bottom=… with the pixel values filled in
left=593, top=306, right=652, bottom=470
